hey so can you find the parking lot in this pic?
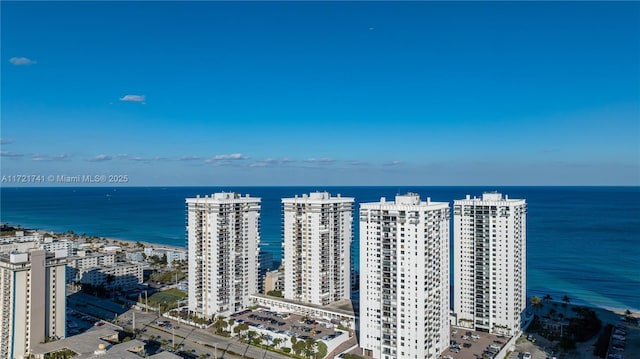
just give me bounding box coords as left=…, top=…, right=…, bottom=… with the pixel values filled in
left=66, top=308, right=104, bottom=336
left=442, top=327, right=511, bottom=359
left=228, top=308, right=347, bottom=343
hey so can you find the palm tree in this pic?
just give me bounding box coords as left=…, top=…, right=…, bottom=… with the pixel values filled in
left=304, top=338, right=316, bottom=358
left=234, top=323, right=248, bottom=337
left=303, top=346, right=314, bottom=358
left=315, top=341, right=328, bottom=358
left=271, top=337, right=283, bottom=349
left=530, top=296, right=543, bottom=315
left=544, top=294, right=553, bottom=302
left=292, top=341, right=305, bottom=356
left=259, top=333, right=269, bottom=348
left=562, top=295, right=571, bottom=315
left=246, top=330, right=257, bottom=344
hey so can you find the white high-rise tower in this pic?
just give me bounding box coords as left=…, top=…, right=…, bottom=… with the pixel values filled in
left=187, top=192, right=260, bottom=317
left=0, top=249, right=67, bottom=359
left=453, top=192, right=527, bottom=336
left=359, top=193, right=450, bottom=359
left=282, top=192, right=354, bottom=306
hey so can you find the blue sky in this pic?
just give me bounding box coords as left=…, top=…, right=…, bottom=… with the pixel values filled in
left=1, top=1, right=639, bottom=186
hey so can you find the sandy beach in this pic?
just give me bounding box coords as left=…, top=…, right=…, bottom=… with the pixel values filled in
left=102, top=236, right=186, bottom=251
left=20, top=225, right=188, bottom=252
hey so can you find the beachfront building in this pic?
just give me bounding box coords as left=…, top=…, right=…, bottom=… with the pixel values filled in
left=359, top=193, right=450, bottom=359
left=66, top=252, right=116, bottom=283
left=282, top=192, right=354, bottom=306
left=186, top=192, right=261, bottom=317
left=79, top=263, right=144, bottom=290
left=143, top=247, right=187, bottom=268
left=0, top=249, right=67, bottom=359
left=0, top=231, right=43, bottom=244
left=41, top=238, right=74, bottom=257
left=453, top=192, right=527, bottom=336
left=264, top=269, right=284, bottom=294
left=258, top=251, right=274, bottom=293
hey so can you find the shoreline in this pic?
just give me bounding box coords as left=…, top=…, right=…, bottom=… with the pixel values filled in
left=3, top=222, right=638, bottom=316
left=1, top=222, right=186, bottom=251
left=102, top=236, right=186, bottom=251
left=539, top=300, right=640, bottom=322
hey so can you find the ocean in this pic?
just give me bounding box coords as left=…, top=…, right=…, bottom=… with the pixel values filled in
left=0, top=186, right=638, bottom=312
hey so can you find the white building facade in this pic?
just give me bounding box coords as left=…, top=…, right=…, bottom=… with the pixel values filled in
left=359, top=194, right=450, bottom=359
left=144, top=247, right=187, bottom=267
left=41, top=238, right=74, bottom=257
left=187, top=193, right=261, bottom=317
left=453, top=192, right=527, bottom=336
left=78, top=263, right=143, bottom=289
left=282, top=192, right=354, bottom=306
left=66, top=252, right=116, bottom=283
left=0, top=250, right=67, bottom=359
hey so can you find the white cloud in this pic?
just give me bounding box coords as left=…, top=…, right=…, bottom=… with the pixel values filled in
left=304, top=157, right=335, bottom=164
left=129, top=156, right=167, bottom=162
left=119, top=94, right=146, bottom=103
left=177, top=155, right=202, bottom=161
left=215, top=153, right=246, bottom=160
left=88, top=154, right=112, bottom=162
left=0, top=138, right=14, bottom=145
left=348, top=160, right=368, bottom=166
left=9, top=57, right=37, bottom=66
left=205, top=153, right=248, bottom=163
left=1, top=151, right=23, bottom=158
left=249, top=158, right=294, bottom=167
left=383, top=160, right=403, bottom=166
left=32, top=154, right=70, bottom=161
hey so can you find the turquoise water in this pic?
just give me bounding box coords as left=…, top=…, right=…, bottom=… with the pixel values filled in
left=1, top=186, right=638, bottom=312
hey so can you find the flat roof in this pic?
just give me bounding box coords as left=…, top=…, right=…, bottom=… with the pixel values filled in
left=251, top=293, right=356, bottom=317
left=31, top=326, right=180, bottom=359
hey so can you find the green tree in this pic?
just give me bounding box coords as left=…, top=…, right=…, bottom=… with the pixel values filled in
left=304, top=338, right=316, bottom=358
left=315, top=340, right=328, bottom=358
left=531, top=296, right=543, bottom=315
left=234, top=323, right=248, bottom=336
left=271, top=337, right=283, bottom=349
left=562, top=295, right=571, bottom=314
left=259, top=333, right=269, bottom=348
left=214, top=317, right=227, bottom=334
left=246, top=330, right=257, bottom=344
left=292, top=341, right=305, bottom=356
left=303, top=347, right=314, bottom=358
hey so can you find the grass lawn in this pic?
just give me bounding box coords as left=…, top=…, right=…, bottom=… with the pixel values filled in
left=147, top=288, right=187, bottom=308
